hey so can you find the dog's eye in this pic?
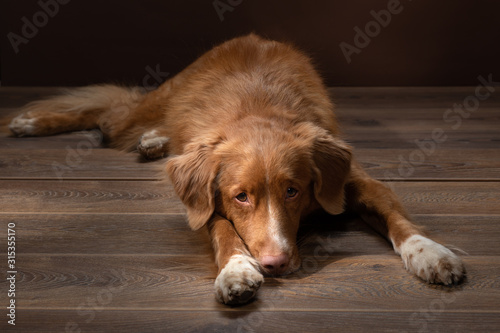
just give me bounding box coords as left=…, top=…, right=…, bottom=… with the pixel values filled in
left=286, top=187, right=298, bottom=198
left=235, top=192, right=248, bottom=202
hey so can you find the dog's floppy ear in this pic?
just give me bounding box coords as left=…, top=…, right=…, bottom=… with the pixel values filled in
left=311, top=131, right=352, bottom=215
left=165, top=137, right=220, bottom=230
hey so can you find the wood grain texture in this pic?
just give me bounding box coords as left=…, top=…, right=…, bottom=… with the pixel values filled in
left=355, top=148, right=500, bottom=180
left=0, top=148, right=162, bottom=180
left=1, top=255, right=497, bottom=311
left=0, top=180, right=183, bottom=214
left=0, top=214, right=211, bottom=255
left=1, top=148, right=499, bottom=180
left=1, top=214, right=498, bottom=256
left=1, top=180, right=498, bottom=214
left=6, top=310, right=500, bottom=333
left=0, top=87, right=499, bottom=332
left=329, top=87, right=500, bottom=108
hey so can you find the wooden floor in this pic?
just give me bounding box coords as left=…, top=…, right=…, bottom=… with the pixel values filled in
left=1, top=87, right=499, bottom=332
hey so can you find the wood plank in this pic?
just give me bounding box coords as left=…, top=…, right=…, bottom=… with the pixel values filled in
left=340, top=110, right=500, bottom=148
left=2, top=214, right=498, bottom=256
left=0, top=148, right=162, bottom=180
left=1, top=147, right=499, bottom=180
left=0, top=132, right=111, bottom=150
left=343, top=129, right=500, bottom=149
left=336, top=105, right=500, bottom=117
left=11, top=310, right=500, bottom=333
left=355, top=148, right=500, bottom=180
left=298, top=214, right=500, bottom=257
left=0, top=180, right=184, bottom=214
left=270, top=256, right=500, bottom=311
left=337, top=108, right=500, bottom=131
left=1, top=180, right=499, bottom=215
left=388, top=182, right=500, bottom=215
left=0, top=214, right=211, bottom=255
left=4, top=255, right=498, bottom=311
left=329, top=87, right=500, bottom=108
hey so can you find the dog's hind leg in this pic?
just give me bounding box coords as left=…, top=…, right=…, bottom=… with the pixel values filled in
left=9, top=106, right=100, bottom=137
left=9, top=85, right=145, bottom=139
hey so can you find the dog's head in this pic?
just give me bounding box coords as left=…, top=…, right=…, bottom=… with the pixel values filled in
left=166, top=118, right=351, bottom=275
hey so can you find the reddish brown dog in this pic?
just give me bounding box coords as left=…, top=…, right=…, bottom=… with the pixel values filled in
left=9, top=34, right=465, bottom=305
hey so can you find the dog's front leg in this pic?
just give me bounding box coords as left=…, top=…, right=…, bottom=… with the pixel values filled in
left=207, top=214, right=263, bottom=305
left=345, top=162, right=466, bottom=285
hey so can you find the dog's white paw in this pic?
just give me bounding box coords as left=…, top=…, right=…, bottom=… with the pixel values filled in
left=9, top=114, right=38, bottom=137
left=398, top=235, right=465, bottom=285
left=215, top=254, right=264, bottom=305
left=137, top=130, right=170, bottom=159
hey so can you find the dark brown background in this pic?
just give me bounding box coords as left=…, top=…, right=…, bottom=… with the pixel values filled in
left=1, top=0, right=499, bottom=87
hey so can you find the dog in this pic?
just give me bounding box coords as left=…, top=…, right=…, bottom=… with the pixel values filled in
left=9, top=34, right=465, bottom=305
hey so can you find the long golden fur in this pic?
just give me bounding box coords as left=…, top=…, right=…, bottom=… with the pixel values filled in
left=9, top=34, right=465, bottom=305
